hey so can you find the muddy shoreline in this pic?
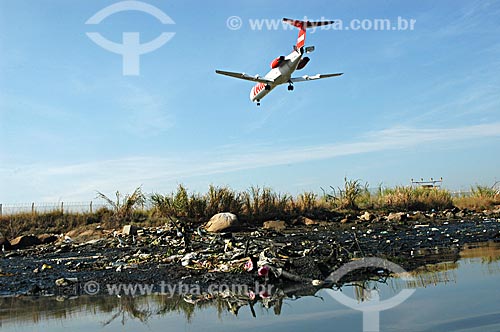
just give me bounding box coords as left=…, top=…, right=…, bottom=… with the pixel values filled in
left=1, top=215, right=500, bottom=297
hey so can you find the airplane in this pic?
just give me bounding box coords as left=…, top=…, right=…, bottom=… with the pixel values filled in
left=215, top=18, right=343, bottom=106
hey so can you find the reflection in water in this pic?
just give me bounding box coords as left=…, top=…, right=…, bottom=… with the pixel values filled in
left=2, top=242, right=500, bottom=329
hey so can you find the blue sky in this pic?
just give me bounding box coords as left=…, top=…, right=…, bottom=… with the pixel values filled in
left=1, top=0, right=499, bottom=202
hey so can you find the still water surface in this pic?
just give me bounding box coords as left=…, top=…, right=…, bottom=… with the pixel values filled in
left=2, top=243, right=500, bottom=332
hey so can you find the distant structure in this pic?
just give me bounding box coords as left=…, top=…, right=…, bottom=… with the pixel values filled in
left=411, top=177, right=443, bottom=189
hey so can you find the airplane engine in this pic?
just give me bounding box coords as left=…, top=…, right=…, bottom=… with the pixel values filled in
left=296, top=57, right=310, bottom=70
left=270, top=55, right=285, bottom=69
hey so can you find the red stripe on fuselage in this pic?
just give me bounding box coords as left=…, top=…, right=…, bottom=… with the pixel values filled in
left=252, top=82, right=266, bottom=97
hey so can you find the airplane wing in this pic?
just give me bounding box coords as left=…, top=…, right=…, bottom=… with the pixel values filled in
left=215, top=70, right=274, bottom=84
left=290, top=73, right=343, bottom=83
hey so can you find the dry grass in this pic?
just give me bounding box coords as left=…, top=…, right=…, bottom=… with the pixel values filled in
left=3, top=181, right=499, bottom=238
left=453, top=185, right=500, bottom=211
left=96, top=187, right=146, bottom=222
left=323, top=178, right=365, bottom=210
left=0, top=210, right=104, bottom=239
left=375, top=186, right=454, bottom=212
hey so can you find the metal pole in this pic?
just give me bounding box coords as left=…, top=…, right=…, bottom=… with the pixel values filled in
left=90, top=201, right=93, bottom=214
left=32, top=202, right=35, bottom=215
left=61, top=202, right=64, bottom=214
left=0, top=203, right=2, bottom=217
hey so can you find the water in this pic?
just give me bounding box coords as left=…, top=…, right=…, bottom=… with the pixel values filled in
left=2, top=242, right=500, bottom=332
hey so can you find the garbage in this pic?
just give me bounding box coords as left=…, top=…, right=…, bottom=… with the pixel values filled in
left=55, top=277, right=78, bottom=287
left=63, top=235, right=74, bottom=244
left=2, top=208, right=500, bottom=297
left=258, top=265, right=270, bottom=277
left=244, top=258, right=254, bottom=272
left=41, top=263, right=52, bottom=271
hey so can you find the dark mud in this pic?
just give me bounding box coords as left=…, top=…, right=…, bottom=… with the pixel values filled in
left=1, top=216, right=500, bottom=297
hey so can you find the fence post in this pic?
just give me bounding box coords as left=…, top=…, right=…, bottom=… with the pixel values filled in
left=90, top=201, right=93, bottom=214
left=32, top=202, right=35, bottom=215
left=61, top=202, right=64, bottom=214
left=0, top=203, right=2, bottom=217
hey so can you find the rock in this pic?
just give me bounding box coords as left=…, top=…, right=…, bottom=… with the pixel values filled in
left=445, top=211, right=455, bottom=219
left=76, top=229, right=103, bottom=242
left=386, top=212, right=407, bottom=223
left=0, top=232, right=11, bottom=250
left=455, top=211, right=465, bottom=218
left=38, top=234, right=58, bottom=244
left=65, top=229, right=79, bottom=238
left=205, top=212, right=238, bottom=233
left=262, top=220, right=286, bottom=231
left=298, top=216, right=319, bottom=226
left=339, top=214, right=355, bottom=224
left=10, top=235, right=41, bottom=250
left=340, top=218, right=349, bottom=224
left=123, top=225, right=138, bottom=236
left=358, top=211, right=374, bottom=222
left=409, top=211, right=426, bottom=221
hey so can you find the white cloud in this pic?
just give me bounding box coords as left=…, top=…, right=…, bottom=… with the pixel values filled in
left=117, top=84, right=174, bottom=136
left=1, top=122, right=499, bottom=201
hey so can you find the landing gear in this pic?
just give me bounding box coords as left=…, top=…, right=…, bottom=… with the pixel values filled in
left=265, top=84, right=271, bottom=91
left=257, top=99, right=261, bottom=106
left=287, top=84, right=294, bottom=91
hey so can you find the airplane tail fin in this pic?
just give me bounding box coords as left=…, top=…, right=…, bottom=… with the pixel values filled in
left=282, top=18, right=334, bottom=49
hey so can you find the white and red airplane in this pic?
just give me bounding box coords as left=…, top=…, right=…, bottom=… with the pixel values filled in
left=216, top=18, right=343, bottom=106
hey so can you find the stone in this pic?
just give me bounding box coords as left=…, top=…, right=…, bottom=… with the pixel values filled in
left=205, top=212, right=238, bottom=233
left=38, top=234, right=58, bottom=244
left=122, top=225, right=138, bottom=236
left=409, top=211, right=426, bottom=221
left=76, top=229, right=104, bottom=242
left=262, top=220, right=286, bottom=231
left=10, top=235, right=41, bottom=250
left=386, top=212, right=407, bottom=223
left=300, top=216, right=319, bottom=225
left=358, top=211, right=374, bottom=222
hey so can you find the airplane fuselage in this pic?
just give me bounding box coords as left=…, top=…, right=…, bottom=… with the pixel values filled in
left=249, top=49, right=303, bottom=102
left=216, top=18, right=342, bottom=105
